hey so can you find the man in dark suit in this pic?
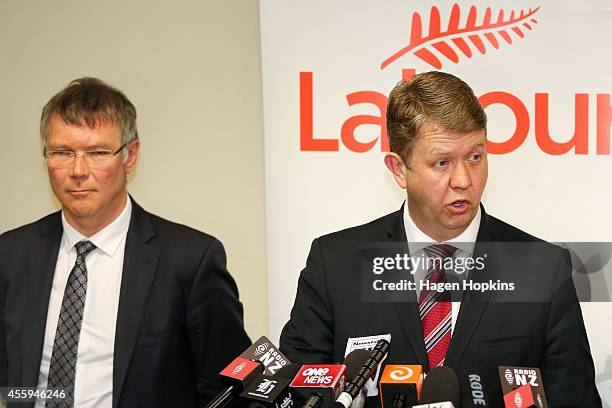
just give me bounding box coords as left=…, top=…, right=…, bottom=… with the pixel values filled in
left=280, top=72, right=601, bottom=407
left=0, top=77, right=251, bottom=407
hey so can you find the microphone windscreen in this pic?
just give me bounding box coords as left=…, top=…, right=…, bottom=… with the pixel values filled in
left=419, top=366, right=460, bottom=408
left=342, top=349, right=370, bottom=379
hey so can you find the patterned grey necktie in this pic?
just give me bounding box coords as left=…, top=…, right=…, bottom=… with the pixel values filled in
left=46, top=240, right=96, bottom=408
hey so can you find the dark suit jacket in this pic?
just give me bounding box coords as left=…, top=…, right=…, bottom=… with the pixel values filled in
left=280, top=206, right=601, bottom=407
left=0, top=200, right=251, bottom=407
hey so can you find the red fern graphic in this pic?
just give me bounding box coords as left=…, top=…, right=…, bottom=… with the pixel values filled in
left=381, top=4, right=541, bottom=70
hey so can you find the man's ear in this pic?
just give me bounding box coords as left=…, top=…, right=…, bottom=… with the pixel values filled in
left=124, top=139, right=140, bottom=173
left=384, top=152, right=409, bottom=189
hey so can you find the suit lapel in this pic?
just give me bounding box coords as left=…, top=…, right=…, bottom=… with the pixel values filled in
left=22, top=213, right=62, bottom=389
left=112, top=202, right=159, bottom=408
left=445, top=205, right=498, bottom=366
left=387, top=207, right=429, bottom=368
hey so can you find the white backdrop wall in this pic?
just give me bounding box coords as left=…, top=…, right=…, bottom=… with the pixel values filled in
left=260, top=0, right=612, bottom=401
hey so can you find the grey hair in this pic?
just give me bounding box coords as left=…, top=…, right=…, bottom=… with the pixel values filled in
left=40, top=77, right=138, bottom=147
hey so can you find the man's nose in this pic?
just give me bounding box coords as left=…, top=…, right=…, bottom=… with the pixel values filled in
left=450, top=161, right=471, bottom=189
left=70, top=154, right=90, bottom=178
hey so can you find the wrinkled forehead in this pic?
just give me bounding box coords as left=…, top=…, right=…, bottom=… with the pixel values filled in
left=414, top=123, right=487, bottom=154
left=51, top=110, right=119, bottom=132
left=417, top=121, right=486, bottom=138
left=46, top=113, right=122, bottom=147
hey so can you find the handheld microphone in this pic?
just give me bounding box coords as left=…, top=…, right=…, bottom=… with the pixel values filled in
left=241, top=363, right=302, bottom=408
left=290, top=365, right=347, bottom=408
left=341, top=349, right=370, bottom=408
left=205, top=357, right=264, bottom=408
left=334, top=339, right=391, bottom=408
left=499, top=366, right=548, bottom=408
left=378, top=365, right=423, bottom=408
left=414, top=366, right=460, bottom=408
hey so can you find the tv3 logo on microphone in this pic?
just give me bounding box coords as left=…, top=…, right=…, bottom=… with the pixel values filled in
left=299, top=3, right=611, bottom=156
left=388, top=366, right=415, bottom=381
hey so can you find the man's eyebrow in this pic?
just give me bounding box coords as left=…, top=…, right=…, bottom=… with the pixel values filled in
left=45, top=144, right=71, bottom=150
left=87, top=144, right=114, bottom=150
left=46, top=143, right=113, bottom=150
left=471, top=142, right=486, bottom=150
left=427, top=142, right=486, bottom=155
left=428, top=148, right=451, bottom=156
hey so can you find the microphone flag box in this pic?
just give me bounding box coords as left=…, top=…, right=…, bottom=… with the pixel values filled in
left=290, top=365, right=347, bottom=405
left=219, top=357, right=262, bottom=384
left=498, top=366, right=548, bottom=408
left=240, top=374, right=293, bottom=408
left=378, top=365, right=423, bottom=408
left=240, top=336, right=291, bottom=375
left=503, top=384, right=535, bottom=408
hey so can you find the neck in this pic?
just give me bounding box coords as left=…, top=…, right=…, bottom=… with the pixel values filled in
left=407, top=206, right=471, bottom=242
left=64, top=194, right=128, bottom=237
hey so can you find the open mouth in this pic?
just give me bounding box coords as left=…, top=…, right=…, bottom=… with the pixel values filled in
left=448, top=200, right=469, bottom=213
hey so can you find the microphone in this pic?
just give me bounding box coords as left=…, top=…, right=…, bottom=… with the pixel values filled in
left=240, top=363, right=302, bottom=408
left=499, top=366, right=548, bottom=408
left=413, top=366, right=460, bottom=408
left=341, top=349, right=370, bottom=408
left=456, top=361, right=489, bottom=407
left=334, top=339, right=391, bottom=408
left=378, top=365, right=423, bottom=408
left=205, top=336, right=291, bottom=408
left=241, top=336, right=292, bottom=375
left=205, top=357, right=264, bottom=408
left=289, top=365, right=347, bottom=408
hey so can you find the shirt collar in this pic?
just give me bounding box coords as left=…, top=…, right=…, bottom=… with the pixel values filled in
left=61, top=195, right=132, bottom=256
left=403, top=201, right=481, bottom=256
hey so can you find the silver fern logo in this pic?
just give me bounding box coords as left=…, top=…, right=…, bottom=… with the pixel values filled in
left=381, top=4, right=541, bottom=70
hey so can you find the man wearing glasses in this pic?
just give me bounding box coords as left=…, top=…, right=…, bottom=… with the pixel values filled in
left=0, top=77, right=250, bottom=407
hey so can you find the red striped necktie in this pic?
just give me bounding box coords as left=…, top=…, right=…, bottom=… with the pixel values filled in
left=418, top=244, right=457, bottom=369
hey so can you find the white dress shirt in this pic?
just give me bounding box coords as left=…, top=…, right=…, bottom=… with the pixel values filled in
left=402, top=202, right=481, bottom=335
left=35, top=197, right=132, bottom=408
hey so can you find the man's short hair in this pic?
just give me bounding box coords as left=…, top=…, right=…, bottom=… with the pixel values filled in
left=40, top=77, right=138, bottom=146
left=386, top=71, right=486, bottom=163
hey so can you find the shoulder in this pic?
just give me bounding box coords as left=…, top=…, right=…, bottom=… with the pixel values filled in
left=480, top=210, right=569, bottom=264
left=316, top=209, right=400, bottom=244
left=0, top=212, right=61, bottom=247
left=134, top=204, right=224, bottom=255
left=481, top=214, right=543, bottom=242
left=480, top=211, right=543, bottom=242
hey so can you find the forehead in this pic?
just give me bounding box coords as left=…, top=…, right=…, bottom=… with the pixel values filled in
left=414, top=124, right=486, bottom=154
left=46, top=113, right=121, bottom=147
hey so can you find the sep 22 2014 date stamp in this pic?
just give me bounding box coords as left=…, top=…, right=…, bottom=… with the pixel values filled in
left=1, top=387, right=66, bottom=402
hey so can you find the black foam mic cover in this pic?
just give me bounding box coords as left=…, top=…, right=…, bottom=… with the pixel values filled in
left=419, top=366, right=460, bottom=407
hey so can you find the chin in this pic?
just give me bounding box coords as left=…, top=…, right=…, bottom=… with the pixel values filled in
left=444, top=214, right=473, bottom=231
left=66, top=202, right=98, bottom=218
